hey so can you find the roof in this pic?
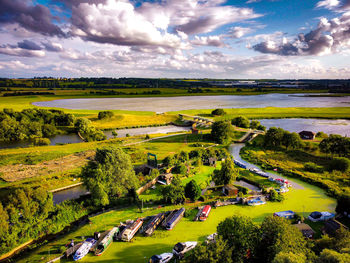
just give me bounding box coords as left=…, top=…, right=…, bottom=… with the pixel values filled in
left=324, top=219, right=348, bottom=235
left=294, top=223, right=315, bottom=233
left=299, top=131, right=315, bottom=135
left=223, top=185, right=238, bottom=191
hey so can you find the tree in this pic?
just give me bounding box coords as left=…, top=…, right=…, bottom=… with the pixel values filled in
left=257, top=216, right=311, bottom=263
left=0, top=202, right=9, bottom=239
left=269, top=189, right=284, bottom=202
left=211, top=108, right=226, bottom=116
left=264, top=127, right=285, bottom=148
left=185, top=180, right=201, bottom=201
left=213, top=159, right=238, bottom=186
left=80, top=146, right=139, bottom=206
left=231, top=116, right=250, bottom=128
left=185, top=238, right=233, bottom=263
left=329, top=157, right=350, bottom=172
left=250, top=120, right=261, bottom=130
left=211, top=121, right=233, bottom=144
left=98, top=110, right=114, bottom=120
left=33, top=137, right=51, bottom=146
left=316, top=249, right=350, bottom=263
left=217, top=215, right=259, bottom=262
left=272, top=252, right=306, bottom=263
left=112, top=131, right=118, bottom=138
left=319, top=135, right=350, bottom=157
left=282, top=132, right=302, bottom=150
left=161, top=176, right=185, bottom=204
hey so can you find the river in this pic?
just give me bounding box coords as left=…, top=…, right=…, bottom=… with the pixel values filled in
left=33, top=94, right=350, bottom=111
left=52, top=185, right=89, bottom=205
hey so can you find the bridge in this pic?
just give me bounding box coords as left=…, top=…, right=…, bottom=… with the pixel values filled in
left=237, top=129, right=265, bottom=143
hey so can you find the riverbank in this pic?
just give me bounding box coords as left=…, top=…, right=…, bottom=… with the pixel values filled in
left=14, top=144, right=336, bottom=263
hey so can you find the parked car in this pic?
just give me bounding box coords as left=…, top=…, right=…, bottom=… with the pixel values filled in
left=173, top=241, right=197, bottom=258
left=149, top=252, right=173, bottom=263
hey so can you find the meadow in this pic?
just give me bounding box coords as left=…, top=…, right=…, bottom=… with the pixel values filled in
left=16, top=178, right=335, bottom=263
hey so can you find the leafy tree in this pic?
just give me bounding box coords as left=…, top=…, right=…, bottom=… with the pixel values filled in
left=98, top=110, right=114, bottom=120
left=42, top=124, right=57, bottom=137
left=272, top=252, right=306, bottom=263
left=250, top=120, right=261, bottom=130
left=282, top=132, right=302, bottom=150
left=163, top=155, right=176, bottom=168
left=316, top=132, right=329, bottom=139
left=329, top=157, right=350, bottom=172
left=0, top=202, right=9, bottom=239
left=185, top=238, right=233, bottom=263
left=33, top=137, right=51, bottom=146
left=112, top=131, right=118, bottom=137
left=335, top=194, right=350, bottom=216
left=161, top=176, right=185, bottom=204
left=178, top=151, right=189, bottom=163
left=269, top=189, right=284, bottom=202
left=81, top=146, right=139, bottom=206
left=319, top=135, right=350, bottom=157
left=264, top=127, right=285, bottom=148
left=213, top=159, right=238, bottom=186
left=315, top=249, right=350, bottom=263
left=231, top=116, right=250, bottom=128
left=211, top=108, right=226, bottom=116
left=217, top=215, right=259, bottom=263
left=185, top=180, right=201, bottom=201
left=257, top=216, right=311, bottom=263
left=211, top=121, right=233, bottom=144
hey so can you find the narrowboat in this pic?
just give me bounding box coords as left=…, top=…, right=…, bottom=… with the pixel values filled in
left=173, top=241, right=197, bottom=258
left=149, top=252, right=173, bottom=263
left=234, top=160, right=247, bottom=169
left=94, top=227, right=119, bottom=256
left=73, top=238, right=96, bottom=261
left=165, top=208, right=185, bottom=230
left=161, top=210, right=178, bottom=228
left=121, top=218, right=143, bottom=241
left=143, top=213, right=165, bottom=236
left=199, top=205, right=211, bottom=221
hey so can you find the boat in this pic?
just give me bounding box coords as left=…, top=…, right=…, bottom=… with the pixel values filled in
left=199, top=205, right=211, bottom=221
left=143, top=213, right=165, bottom=236
left=149, top=252, right=173, bottom=263
left=161, top=210, right=178, bottom=228
left=173, top=241, right=197, bottom=258
left=234, top=160, right=246, bottom=169
left=94, top=227, right=119, bottom=256
left=121, top=218, right=143, bottom=241
left=247, top=197, right=266, bottom=206
left=165, top=208, right=185, bottom=230
left=274, top=210, right=295, bottom=219
left=308, top=211, right=335, bottom=222
left=73, top=238, right=96, bottom=261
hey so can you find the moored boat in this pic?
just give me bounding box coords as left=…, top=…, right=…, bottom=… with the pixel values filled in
left=94, top=227, right=119, bottom=256
left=73, top=238, right=96, bottom=261
left=121, top=218, right=143, bottom=241
left=199, top=205, right=211, bottom=221
left=165, top=208, right=185, bottom=230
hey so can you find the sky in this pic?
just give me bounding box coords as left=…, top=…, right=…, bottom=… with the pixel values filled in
left=0, top=0, right=350, bottom=79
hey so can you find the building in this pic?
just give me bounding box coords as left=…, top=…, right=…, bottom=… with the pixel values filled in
left=222, top=185, right=238, bottom=196
left=157, top=173, right=173, bottom=185
left=294, top=223, right=315, bottom=238
left=323, top=219, right=348, bottom=236
left=299, top=131, right=316, bottom=140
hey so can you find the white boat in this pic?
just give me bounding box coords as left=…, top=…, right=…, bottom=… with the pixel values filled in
left=149, top=252, right=173, bottom=263
left=173, top=241, right=197, bottom=258
left=73, top=238, right=96, bottom=261
left=247, top=197, right=266, bottom=206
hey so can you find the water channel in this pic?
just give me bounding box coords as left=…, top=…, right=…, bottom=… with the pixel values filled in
left=33, top=94, right=350, bottom=111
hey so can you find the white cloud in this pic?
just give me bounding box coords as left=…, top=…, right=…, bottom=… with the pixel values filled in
left=316, top=0, right=340, bottom=9
left=191, top=35, right=226, bottom=47
left=0, top=45, right=45, bottom=57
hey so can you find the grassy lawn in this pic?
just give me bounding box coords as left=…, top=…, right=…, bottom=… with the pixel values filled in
left=17, top=177, right=336, bottom=263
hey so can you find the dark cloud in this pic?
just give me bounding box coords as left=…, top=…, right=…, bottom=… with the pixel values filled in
left=0, top=0, right=65, bottom=37
left=253, top=14, right=350, bottom=56
left=42, top=41, right=63, bottom=52
left=17, top=39, right=42, bottom=50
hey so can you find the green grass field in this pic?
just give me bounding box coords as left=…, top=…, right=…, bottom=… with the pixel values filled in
left=17, top=176, right=335, bottom=263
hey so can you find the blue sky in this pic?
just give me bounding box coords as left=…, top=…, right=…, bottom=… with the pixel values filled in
left=0, top=0, right=349, bottom=78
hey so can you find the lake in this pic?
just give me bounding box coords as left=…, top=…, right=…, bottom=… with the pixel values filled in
left=33, top=94, right=350, bottom=111
left=259, top=118, right=350, bottom=136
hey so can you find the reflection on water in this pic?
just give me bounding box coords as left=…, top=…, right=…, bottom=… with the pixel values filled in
left=52, top=185, right=88, bottom=205
left=33, top=94, right=350, bottom=111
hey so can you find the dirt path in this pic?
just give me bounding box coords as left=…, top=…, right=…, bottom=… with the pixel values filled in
left=0, top=151, right=95, bottom=182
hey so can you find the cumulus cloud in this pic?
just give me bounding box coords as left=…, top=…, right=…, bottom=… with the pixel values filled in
left=70, top=0, right=260, bottom=48
left=252, top=13, right=350, bottom=56
left=229, top=27, right=254, bottom=38
left=191, top=35, right=226, bottom=47
left=316, top=0, right=340, bottom=9
left=0, top=40, right=46, bottom=57
left=0, top=0, right=65, bottom=37
left=17, top=39, right=42, bottom=50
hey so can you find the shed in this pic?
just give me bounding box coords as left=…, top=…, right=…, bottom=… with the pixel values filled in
left=223, top=185, right=239, bottom=196
left=293, top=223, right=315, bottom=238
left=323, top=219, right=348, bottom=236
left=299, top=131, right=316, bottom=140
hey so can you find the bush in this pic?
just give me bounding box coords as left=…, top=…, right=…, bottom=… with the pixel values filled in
left=329, top=157, right=350, bottom=172
left=231, top=116, right=250, bottom=128
left=98, top=111, right=114, bottom=120
left=211, top=108, right=226, bottom=116
left=304, top=162, right=324, bottom=173
left=33, top=137, right=51, bottom=146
